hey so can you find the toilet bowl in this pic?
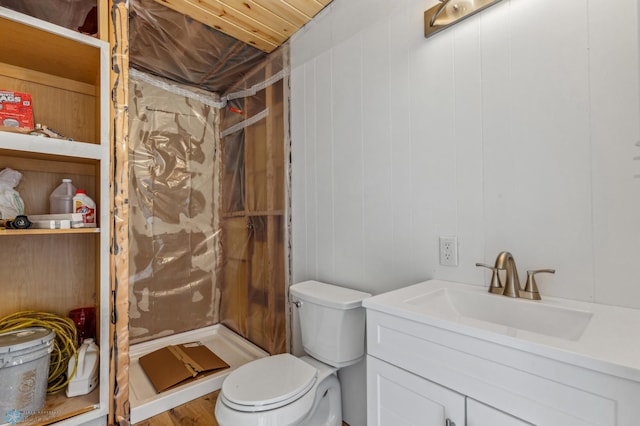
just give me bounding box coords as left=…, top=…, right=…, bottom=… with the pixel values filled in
left=215, top=354, right=341, bottom=426
left=215, top=280, right=371, bottom=426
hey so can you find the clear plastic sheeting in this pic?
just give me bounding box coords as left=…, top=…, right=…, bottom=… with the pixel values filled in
left=0, top=0, right=96, bottom=33
left=221, top=47, right=289, bottom=137
left=129, top=0, right=267, bottom=94
left=219, top=46, right=289, bottom=355
left=128, top=72, right=222, bottom=344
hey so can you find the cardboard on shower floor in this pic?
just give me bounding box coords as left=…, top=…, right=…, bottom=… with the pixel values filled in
left=139, top=341, right=230, bottom=393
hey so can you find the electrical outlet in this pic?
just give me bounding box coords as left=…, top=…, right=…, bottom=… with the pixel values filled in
left=439, top=236, right=458, bottom=266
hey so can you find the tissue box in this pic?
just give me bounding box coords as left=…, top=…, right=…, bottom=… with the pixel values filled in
left=0, top=90, right=34, bottom=130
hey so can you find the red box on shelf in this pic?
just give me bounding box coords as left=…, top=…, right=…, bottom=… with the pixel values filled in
left=0, top=90, right=34, bottom=130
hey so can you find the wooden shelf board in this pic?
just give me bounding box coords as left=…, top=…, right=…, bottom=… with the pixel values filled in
left=0, top=154, right=96, bottom=176
left=0, top=228, right=100, bottom=236
left=0, top=62, right=96, bottom=97
left=0, top=11, right=101, bottom=85
left=0, top=133, right=104, bottom=157
left=17, top=388, right=99, bottom=425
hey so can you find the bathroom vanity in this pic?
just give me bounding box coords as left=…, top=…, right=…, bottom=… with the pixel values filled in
left=363, top=280, right=640, bottom=426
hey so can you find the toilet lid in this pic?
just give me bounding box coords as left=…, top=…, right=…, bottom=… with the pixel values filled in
left=222, top=353, right=317, bottom=411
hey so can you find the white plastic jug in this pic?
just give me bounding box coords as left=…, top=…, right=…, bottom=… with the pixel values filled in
left=73, top=189, right=96, bottom=227
left=49, top=179, right=76, bottom=214
left=66, top=338, right=99, bottom=397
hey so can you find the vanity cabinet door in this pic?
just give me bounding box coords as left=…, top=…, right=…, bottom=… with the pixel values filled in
left=467, top=399, right=533, bottom=426
left=367, top=355, right=465, bottom=426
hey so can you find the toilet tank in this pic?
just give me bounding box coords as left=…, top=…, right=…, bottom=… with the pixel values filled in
left=290, top=280, right=371, bottom=368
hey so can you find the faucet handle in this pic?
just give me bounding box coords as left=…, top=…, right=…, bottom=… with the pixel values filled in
left=521, top=269, right=556, bottom=300
left=476, top=262, right=504, bottom=294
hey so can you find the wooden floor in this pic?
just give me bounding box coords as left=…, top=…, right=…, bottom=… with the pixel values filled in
left=133, top=390, right=348, bottom=425
left=134, top=391, right=221, bottom=426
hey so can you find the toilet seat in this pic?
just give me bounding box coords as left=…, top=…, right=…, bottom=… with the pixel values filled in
left=221, top=353, right=317, bottom=412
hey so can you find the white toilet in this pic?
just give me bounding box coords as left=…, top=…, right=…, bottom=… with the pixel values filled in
left=215, top=280, right=371, bottom=426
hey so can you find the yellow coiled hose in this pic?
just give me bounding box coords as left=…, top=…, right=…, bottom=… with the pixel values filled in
left=0, top=311, right=78, bottom=394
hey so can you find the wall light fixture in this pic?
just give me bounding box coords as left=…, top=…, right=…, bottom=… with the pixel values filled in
left=424, top=0, right=504, bottom=38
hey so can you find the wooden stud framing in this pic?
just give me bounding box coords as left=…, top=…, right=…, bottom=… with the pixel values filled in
left=219, top=51, right=288, bottom=355
left=108, top=0, right=130, bottom=424
left=98, top=0, right=109, bottom=42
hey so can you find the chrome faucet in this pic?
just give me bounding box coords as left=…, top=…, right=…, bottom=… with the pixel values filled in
left=494, top=251, right=521, bottom=298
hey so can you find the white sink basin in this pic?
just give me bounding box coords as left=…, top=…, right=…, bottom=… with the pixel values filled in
left=363, top=279, right=640, bottom=383
left=405, top=287, right=593, bottom=341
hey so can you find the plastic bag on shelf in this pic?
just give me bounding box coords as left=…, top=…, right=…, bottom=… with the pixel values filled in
left=0, top=168, right=25, bottom=219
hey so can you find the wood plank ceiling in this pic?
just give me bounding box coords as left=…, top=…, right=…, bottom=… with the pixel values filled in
left=153, top=0, right=332, bottom=53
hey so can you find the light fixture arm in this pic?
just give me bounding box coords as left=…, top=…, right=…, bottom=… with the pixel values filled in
left=430, top=0, right=453, bottom=27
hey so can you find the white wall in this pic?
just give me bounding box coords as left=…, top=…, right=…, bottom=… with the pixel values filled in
left=290, top=0, right=640, bottom=306
left=290, top=0, right=640, bottom=424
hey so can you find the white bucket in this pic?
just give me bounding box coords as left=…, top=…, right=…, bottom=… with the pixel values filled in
left=0, top=327, right=55, bottom=420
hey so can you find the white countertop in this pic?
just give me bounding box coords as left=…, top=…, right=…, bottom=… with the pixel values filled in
left=363, top=279, right=640, bottom=382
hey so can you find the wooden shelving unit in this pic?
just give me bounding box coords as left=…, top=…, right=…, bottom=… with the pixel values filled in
left=0, top=7, right=110, bottom=425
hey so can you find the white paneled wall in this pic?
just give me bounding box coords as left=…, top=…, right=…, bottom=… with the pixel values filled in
left=290, top=2, right=640, bottom=423
left=290, top=0, right=640, bottom=306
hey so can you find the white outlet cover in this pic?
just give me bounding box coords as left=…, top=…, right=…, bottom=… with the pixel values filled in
left=439, top=236, right=459, bottom=267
